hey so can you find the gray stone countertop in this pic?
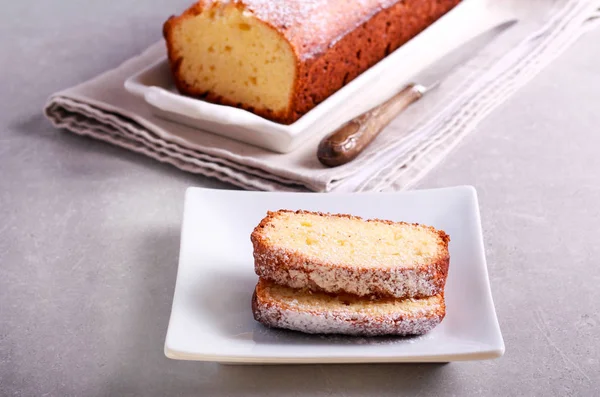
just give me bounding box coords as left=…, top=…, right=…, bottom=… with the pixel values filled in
left=1, top=1, right=599, bottom=395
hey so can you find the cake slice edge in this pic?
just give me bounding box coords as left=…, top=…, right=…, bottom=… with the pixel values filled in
left=251, top=210, right=450, bottom=299
left=252, top=278, right=446, bottom=336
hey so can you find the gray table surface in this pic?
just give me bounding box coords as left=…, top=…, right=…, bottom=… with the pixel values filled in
left=2, top=1, right=600, bottom=396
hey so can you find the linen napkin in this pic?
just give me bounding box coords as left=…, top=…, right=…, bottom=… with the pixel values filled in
left=44, top=0, right=600, bottom=192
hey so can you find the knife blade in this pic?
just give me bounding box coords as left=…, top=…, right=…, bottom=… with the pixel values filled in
left=317, top=20, right=518, bottom=167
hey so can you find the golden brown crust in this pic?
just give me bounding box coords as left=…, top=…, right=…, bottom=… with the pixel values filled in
left=252, top=279, right=446, bottom=336
left=251, top=288, right=260, bottom=320
left=251, top=210, right=450, bottom=299
left=163, top=0, right=461, bottom=124
left=287, top=0, right=461, bottom=124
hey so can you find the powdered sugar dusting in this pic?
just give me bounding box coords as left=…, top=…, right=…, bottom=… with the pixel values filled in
left=251, top=210, right=449, bottom=299
left=250, top=210, right=449, bottom=336
left=256, top=249, right=444, bottom=298
left=253, top=235, right=448, bottom=298
left=242, top=0, right=323, bottom=27
left=254, top=283, right=444, bottom=336
left=199, top=0, right=401, bottom=58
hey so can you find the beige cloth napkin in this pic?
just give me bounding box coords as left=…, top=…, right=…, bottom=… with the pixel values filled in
left=45, top=0, right=600, bottom=192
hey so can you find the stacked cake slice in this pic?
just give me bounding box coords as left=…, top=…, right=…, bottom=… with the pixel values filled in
left=250, top=210, right=450, bottom=336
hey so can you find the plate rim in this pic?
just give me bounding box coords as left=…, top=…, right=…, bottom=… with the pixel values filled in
left=165, top=346, right=505, bottom=364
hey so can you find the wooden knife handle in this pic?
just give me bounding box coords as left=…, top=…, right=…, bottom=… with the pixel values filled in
left=317, top=84, right=424, bottom=167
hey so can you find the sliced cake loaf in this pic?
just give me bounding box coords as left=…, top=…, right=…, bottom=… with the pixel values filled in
left=252, top=278, right=446, bottom=336
left=251, top=210, right=450, bottom=299
left=163, top=0, right=460, bottom=124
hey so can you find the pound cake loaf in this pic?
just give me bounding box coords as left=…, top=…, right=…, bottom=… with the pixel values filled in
left=163, top=0, right=461, bottom=124
left=251, top=210, right=450, bottom=299
left=252, top=278, right=446, bottom=336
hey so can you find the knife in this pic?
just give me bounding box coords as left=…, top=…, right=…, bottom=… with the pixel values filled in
left=317, top=20, right=517, bottom=167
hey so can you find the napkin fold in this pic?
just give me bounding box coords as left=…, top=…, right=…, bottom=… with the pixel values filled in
left=45, top=0, right=600, bottom=192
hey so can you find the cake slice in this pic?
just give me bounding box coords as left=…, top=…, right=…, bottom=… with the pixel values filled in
left=251, top=210, right=450, bottom=299
left=252, top=278, right=445, bottom=336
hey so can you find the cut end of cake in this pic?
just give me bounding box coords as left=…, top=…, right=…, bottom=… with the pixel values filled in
left=253, top=278, right=446, bottom=336
left=252, top=210, right=450, bottom=269
left=251, top=210, right=450, bottom=299
left=164, top=2, right=296, bottom=119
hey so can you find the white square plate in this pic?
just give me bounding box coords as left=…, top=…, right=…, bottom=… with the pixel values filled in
left=125, top=0, right=509, bottom=153
left=165, top=186, right=504, bottom=364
